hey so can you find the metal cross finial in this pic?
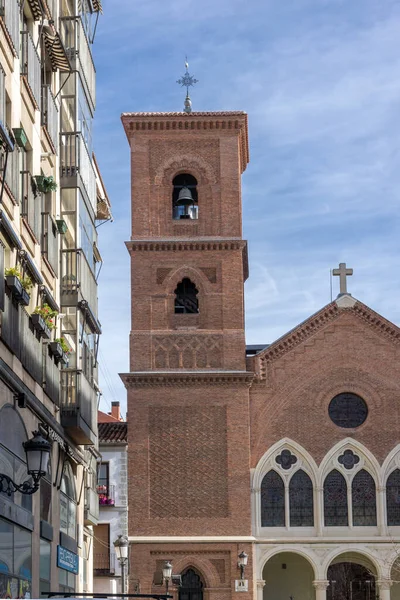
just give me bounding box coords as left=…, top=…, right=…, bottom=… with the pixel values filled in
left=176, top=58, right=198, bottom=113
left=332, top=262, right=353, bottom=295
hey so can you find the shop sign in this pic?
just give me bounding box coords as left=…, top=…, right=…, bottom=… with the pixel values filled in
left=57, top=546, right=79, bottom=574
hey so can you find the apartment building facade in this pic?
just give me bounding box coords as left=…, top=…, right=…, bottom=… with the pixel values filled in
left=0, top=0, right=111, bottom=597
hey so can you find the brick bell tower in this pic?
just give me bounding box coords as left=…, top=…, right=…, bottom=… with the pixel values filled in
left=120, top=109, right=254, bottom=600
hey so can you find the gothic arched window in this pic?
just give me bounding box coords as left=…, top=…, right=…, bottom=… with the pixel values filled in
left=352, top=469, right=376, bottom=526
left=387, top=469, right=400, bottom=525
left=174, top=278, right=199, bottom=314
left=324, top=469, right=348, bottom=526
left=261, top=470, right=285, bottom=527
left=289, top=469, right=314, bottom=527
left=179, top=569, right=203, bottom=600
left=172, top=173, right=198, bottom=220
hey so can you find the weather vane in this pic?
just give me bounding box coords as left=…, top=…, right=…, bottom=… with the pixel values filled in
left=176, top=57, right=198, bottom=113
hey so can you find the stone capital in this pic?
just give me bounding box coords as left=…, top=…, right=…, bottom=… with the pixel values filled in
left=377, top=579, right=393, bottom=590
left=313, top=580, right=330, bottom=591
left=256, top=580, right=266, bottom=589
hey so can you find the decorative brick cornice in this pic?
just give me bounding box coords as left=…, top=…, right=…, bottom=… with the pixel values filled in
left=120, top=371, right=254, bottom=388
left=121, top=111, right=249, bottom=173
left=352, top=302, right=400, bottom=344
left=126, top=239, right=247, bottom=253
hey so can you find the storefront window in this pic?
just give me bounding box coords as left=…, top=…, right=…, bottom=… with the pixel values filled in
left=39, top=539, right=51, bottom=598
left=60, top=463, right=77, bottom=539
left=58, top=568, right=75, bottom=594
left=0, top=518, right=32, bottom=599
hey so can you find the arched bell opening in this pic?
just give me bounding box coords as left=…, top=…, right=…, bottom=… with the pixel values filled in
left=172, top=173, right=198, bottom=220
left=174, top=278, right=199, bottom=314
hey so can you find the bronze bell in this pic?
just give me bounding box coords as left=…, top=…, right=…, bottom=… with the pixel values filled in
left=176, top=187, right=194, bottom=206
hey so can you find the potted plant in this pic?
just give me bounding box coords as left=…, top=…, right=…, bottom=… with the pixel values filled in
left=35, top=175, right=58, bottom=194
left=49, top=337, right=72, bottom=365
left=31, top=303, right=58, bottom=339
left=5, top=267, right=32, bottom=306
left=56, top=219, right=68, bottom=234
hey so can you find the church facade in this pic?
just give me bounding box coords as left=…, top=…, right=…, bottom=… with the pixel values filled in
left=120, top=110, right=400, bottom=600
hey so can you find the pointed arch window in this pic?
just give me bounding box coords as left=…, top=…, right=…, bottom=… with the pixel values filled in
left=261, top=470, right=285, bottom=527
left=179, top=569, right=203, bottom=600
left=387, top=469, right=400, bottom=525
left=289, top=469, right=314, bottom=527
left=172, top=174, right=198, bottom=220
left=324, top=469, right=348, bottom=526
left=174, top=278, right=199, bottom=314
left=352, top=469, right=376, bottom=526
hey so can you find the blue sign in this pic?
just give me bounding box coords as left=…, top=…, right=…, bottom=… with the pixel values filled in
left=57, top=546, right=79, bottom=574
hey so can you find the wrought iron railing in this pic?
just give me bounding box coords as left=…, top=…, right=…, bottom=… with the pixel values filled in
left=20, top=31, right=41, bottom=110
left=60, top=16, right=96, bottom=110
left=60, top=369, right=97, bottom=437
left=61, top=248, right=98, bottom=313
left=0, top=0, right=20, bottom=57
left=41, top=212, right=59, bottom=275
left=60, top=132, right=96, bottom=210
left=93, top=553, right=115, bottom=575
left=97, top=484, right=115, bottom=506
left=41, top=85, right=58, bottom=152
left=21, top=170, right=41, bottom=241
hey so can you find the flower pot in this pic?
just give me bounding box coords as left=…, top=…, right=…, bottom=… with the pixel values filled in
left=31, top=314, right=51, bottom=339
left=6, top=276, right=30, bottom=306
left=49, top=342, right=63, bottom=359
left=56, top=219, right=68, bottom=234
left=12, top=127, right=27, bottom=149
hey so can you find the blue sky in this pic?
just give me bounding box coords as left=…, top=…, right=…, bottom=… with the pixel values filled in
left=92, top=0, right=400, bottom=417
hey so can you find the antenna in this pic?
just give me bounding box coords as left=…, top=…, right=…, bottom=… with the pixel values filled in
left=330, top=269, right=333, bottom=302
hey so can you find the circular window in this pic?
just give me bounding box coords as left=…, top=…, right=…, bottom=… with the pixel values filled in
left=328, top=393, right=368, bottom=428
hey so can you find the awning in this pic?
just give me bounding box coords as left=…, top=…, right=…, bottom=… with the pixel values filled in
left=78, top=300, right=102, bottom=334
left=43, top=31, right=71, bottom=72
left=91, top=0, right=103, bottom=13
left=27, top=0, right=44, bottom=20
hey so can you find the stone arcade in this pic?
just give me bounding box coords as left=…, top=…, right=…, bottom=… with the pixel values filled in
left=120, top=110, right=400, bottom=600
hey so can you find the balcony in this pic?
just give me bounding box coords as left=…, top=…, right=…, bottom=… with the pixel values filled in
left=60, top=16, right=96, bottom=111
left=61, top=248, right=98, bottom=314
left=41, top=85, right=58, bottom=153
left=97, top=484, right=115, bottom=507
left=21, top=171, right=41, bottom=242
left=0, top=141, right=19, bottom=203
left=84, top=486, right=99, bottom=526
left=0, top=0, right=19, bottom=56
left=60, top=132, right=96, bottom=212
left=21, top=31, right=41, bottom=110
left=94, top=553, right=115, bottom=576
left=60, top=369, right=97, bottom=444
left=41, top=213, right=59, bottom=275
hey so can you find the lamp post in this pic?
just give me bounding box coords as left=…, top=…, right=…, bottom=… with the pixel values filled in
left=163, top=561, right=173, bottom=595
left=0, top=431, right=50, bottom=495
left=238, top=551, right=248, bottom=580
left=114, top=534, right=129, bottom=594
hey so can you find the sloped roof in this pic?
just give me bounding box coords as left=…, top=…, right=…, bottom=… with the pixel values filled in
left=98, top=422, right=127, bottom=444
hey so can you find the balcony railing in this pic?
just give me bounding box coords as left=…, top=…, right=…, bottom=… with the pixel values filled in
left=60, top=16, right=96, bottom=110
left=61, top=248, right=98, bottom=314
left=21, top=171, right=41, bottom=241
left=0, top=0, right=19, bottom=57
left=41, top=212, right=59, bottom=275
left=60, top=132, right=96, bottom=211
left=94, top=553, right=115, bottom=575
left=43, top=0, right=57, bottom=20
left=60, top=369, right=97, bottom=444
left=21, top=31, right=41, bottom=110
left=41, top=85, right=58, bottom=152
left=97, top=484, right=115, bottom=506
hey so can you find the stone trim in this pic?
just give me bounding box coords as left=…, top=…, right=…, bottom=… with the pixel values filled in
left=313, top=580, right=330, bottom=591
left=126, top=239, right=247, bottom=253
left=120, top=371, right=254, bottom=388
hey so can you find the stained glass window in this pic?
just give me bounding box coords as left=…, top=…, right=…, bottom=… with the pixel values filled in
left=289, top=470, right=314, bottom=527
left=324, top=469, right=348, bottom=526
left=352, top=469, right=376, bottom=526
left=328, top=393, right=368, bottom=428
left=387, top=469, right=400, bottom=525
left=261, top=470, right=285, bottom=527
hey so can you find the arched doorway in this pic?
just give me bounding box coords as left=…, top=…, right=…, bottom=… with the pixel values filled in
left=390, top=557, right=400, bottom=600
left=179, top=569, right=204, bottom=600
left=327, top=555, right=377, bottom=600
left=263, top=552, right=315, bottom=600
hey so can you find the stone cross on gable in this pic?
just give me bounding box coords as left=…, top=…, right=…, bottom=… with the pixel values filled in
left=333, top=262, right=353, bottom=295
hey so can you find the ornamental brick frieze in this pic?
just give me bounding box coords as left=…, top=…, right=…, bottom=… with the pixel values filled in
left=127, top=240, right=247, bottom=253
left=120, top=372, right=254, bottom=388
left=153, top=334, right=223, bottom=369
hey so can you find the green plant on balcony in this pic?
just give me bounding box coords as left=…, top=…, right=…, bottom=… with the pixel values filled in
left=4, top=267, right=32, bottom=306
left=35, top=175, right=58, bottom=194
left=33, top=303, right=58, bottom=330
left=49, top=337, right=72, bottom=365
left=55, top=337, right=72, bottom=355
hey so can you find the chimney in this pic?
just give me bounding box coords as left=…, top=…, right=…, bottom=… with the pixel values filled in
left=111, top=401, right=121, bottom=421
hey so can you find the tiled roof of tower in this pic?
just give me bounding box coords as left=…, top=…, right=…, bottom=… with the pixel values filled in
left=98, top=422, right=127, bottom=444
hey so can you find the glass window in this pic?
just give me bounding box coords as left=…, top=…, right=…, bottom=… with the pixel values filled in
left=387, top=469, right=400, bottom=525
left=328, top=393, right=368, bottom=428
left=79, top=195, right=95, bottom=270
left=352, top=470, right=377, bottom=526
left=0, top=519, right=32, bottom=599
left=261, top=470, right=285, bottom=527
left=324, top=470, right=348, bottom=526
left=59, top=568, right=75, bottom=593
left=60, top=463, right=77, bottom=539
left=39, top=539, right=51, bottom=597
left=289, top=470, right=314, bottom=527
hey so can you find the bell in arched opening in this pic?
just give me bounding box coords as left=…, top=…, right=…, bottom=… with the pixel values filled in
left=172, top=173, right=198, bottom=220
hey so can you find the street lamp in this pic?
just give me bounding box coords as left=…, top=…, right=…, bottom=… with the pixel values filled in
left=0, top=431, right=50, bottom=495
left=114, top=534, right=129, bottom=594
left=238, top=551, right=248, bottom=580
left=163, top=561, right=173, bottom=595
